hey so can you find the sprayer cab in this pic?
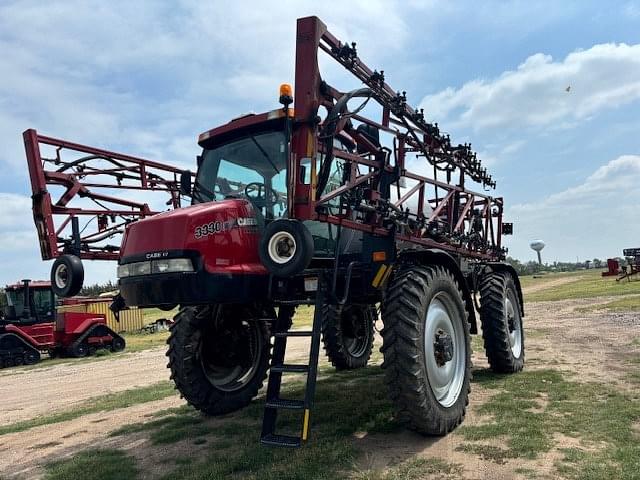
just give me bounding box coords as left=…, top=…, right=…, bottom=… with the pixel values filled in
left=117, top=107, right=298, bottom=308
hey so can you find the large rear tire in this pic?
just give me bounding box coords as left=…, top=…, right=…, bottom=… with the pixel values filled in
left=479, top=271, right=525, bottom=373
left=167, top=305, right=272, bottom=416
left=381, top=265, right=471, bottom=435
left=322, top=304, right=376, bottom=370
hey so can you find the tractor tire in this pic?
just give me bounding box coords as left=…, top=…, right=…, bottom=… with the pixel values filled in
left=111, top=336, right=126, bottom=353
left=70, top=342, right=89, bottom=358
left=167, top=305, right=272, bottom=416
left=479, top=271, right=525, bottom=373
left=322, top=304, right=376, bottom=370
left=51, top=254, right=84, bottom=297
left=23, top=349, right=40, bottom=365
left=259, top=219, right=314, bottom=277
left=381, top=265, right=472, bottom=435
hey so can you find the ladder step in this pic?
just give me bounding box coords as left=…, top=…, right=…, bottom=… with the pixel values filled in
left=270, top=364, right=309, bottom=374
left=265, top=398, right=305, bottom=410
left=260, top=433, right=301, bottom=448
left=274, top=330, right=314, bottom=337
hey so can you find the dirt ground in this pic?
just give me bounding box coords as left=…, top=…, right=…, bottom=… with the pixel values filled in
left=1, top=289, right=639, bottom=479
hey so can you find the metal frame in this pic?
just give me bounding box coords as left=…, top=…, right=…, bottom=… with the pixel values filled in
left=23, top=16, right=508, bottom=265
left=290, top=16, right=506, bottom=261
left=23, top=129, right=188, bottom=261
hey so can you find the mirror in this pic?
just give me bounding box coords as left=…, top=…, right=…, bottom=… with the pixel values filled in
left=180, top=170, right=192, bottom=196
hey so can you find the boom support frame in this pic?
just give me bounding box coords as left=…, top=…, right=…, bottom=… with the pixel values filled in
left=290, top=16, right=507, bottom=261
left=23, top=129, right=188, bottom=261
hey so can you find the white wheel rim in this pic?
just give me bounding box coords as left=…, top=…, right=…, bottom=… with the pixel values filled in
left=424, top=294, right=466, bottom=408
left=505, top=295, right=522, bottom=358
left=54, top=264, right=68, bottom=289
left=267, top=231, right=297, bottom=264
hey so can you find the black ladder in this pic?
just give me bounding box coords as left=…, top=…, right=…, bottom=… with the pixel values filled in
left=260, top=278, right=325, bottom=448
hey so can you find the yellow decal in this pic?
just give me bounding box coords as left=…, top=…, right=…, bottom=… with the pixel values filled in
left=372, top=264, right=388, bottom=288
left=302, top=409, right=310, bottom=441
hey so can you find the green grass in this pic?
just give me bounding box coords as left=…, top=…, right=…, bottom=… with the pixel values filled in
left=459, top=368, right=640, bottom=479
left=524, top=270, right=640, bottom=302
left=123, top=331, right=170, bottom=353
left=354, top=457, right=462, bottom=480
left=576, top=295, right=640, bottom=314
left=292, top=305, right=314, bottom=328
left=0, top=381, right=175, bottom=436
left=142, top=307, right=178, bottom=323
left=45, top=449, right=137, bottom=480
left=518, top=270, right=585, bottom=290
left=106, top=365, right=399, bottom=479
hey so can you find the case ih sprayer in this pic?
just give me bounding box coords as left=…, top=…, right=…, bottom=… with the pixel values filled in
left=23, top=16, right=524, bottom=446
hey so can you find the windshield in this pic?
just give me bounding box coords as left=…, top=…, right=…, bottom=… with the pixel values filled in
left=194, top=131, right=288, bottom=220
left=3, top=288, right=54, bottom=320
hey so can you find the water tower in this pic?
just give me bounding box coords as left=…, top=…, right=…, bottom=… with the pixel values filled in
left=530, top=240, right=545, bottom=265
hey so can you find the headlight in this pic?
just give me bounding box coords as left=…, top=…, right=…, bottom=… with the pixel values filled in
left=117, top=259, right=194, bottom=278
left=117, top=264, right=131, bottom=278
left=152, top=258, right=194, bottom=274
left=131, top=261, right=152, bottom=276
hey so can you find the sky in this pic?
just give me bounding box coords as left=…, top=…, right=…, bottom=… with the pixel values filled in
left=0, top=0, right=639, bottom=284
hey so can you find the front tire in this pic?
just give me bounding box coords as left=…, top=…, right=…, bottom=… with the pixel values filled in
left=381, top=265, right=471, bottom=435
left=479, top=271, right=525, bottom=373
left=322, top=304, right=376, bottom=370
left=167, top=305, right=272, bottom=416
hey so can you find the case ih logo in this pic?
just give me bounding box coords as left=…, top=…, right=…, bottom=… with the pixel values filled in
left=145, top=252, right=169, bottom=259
left=194, top=218, right=257, bottom=239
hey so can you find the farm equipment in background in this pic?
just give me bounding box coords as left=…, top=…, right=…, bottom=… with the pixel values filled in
left=0, top=280, right=125, bottom=368
left=602, top=249, right=640, bottom=281
left=23, top=16, right=524, bottom=447
left=601, top=258, right=621, bottom=277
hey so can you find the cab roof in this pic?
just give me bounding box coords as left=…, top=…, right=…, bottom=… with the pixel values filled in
left=198, top=108, right=293, bottom=150
left=5, top=281, right=51, bottom=290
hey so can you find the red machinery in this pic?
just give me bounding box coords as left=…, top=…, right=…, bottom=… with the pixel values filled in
left=0, top=280, right=125, bottom=368
left=23, top=16, right=523, bottom=447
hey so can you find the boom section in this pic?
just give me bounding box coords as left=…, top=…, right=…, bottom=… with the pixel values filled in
left=23, top=129, right=189, bottom=261
left=290, top=16, right=507, bottom=261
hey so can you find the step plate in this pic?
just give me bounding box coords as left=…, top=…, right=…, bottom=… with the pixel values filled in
left=265, top=398, right=305, bottom=410
left=270, top=364, right=309, bottom=374
left=260, top=433, right=301, bottom=448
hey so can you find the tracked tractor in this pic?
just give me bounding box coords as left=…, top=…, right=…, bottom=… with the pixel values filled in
left=23, top=16, right=524, bottom=446
left=0, top=280, right=125, bottom=368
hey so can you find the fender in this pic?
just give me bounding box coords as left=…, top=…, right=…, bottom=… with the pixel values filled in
left=398, top=248, right=479, bottom=334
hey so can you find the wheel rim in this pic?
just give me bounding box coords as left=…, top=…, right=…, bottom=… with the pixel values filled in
left=424, top=293, right=466, bottom=408
left=505, top=294, right=522, bottom=358
left=267, top=232, right=296, bottom=264
left=54, top=264, right=69, bottom=289
left=200, top=320, right=262, bottom=393
left=341, top=308, right=370, bottom=358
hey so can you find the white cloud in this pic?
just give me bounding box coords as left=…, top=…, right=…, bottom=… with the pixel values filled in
left=0, top=193, right=32, bottom=227
left=420, top=43, right=640, bottom=130
left=506, top=155, right=640, bottom=262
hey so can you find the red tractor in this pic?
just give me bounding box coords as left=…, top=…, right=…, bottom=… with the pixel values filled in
left=23, top=16, right=524, bottom=447
left=0, top=280, right=125, bottom=368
